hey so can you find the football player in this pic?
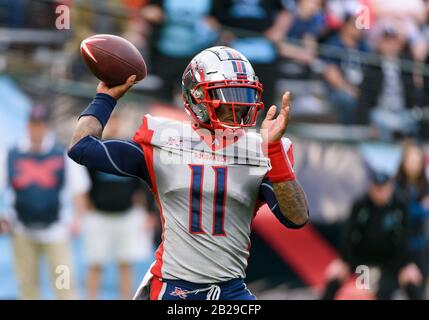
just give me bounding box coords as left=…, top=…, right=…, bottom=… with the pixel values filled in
left=68, top=46, right=309, bottom=300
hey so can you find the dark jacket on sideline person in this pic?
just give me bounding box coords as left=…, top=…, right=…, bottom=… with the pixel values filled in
left=340, top=192, right=412, bottom=271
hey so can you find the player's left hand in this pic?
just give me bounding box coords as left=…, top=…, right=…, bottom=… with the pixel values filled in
left=260, top=91, right=291, bottom=143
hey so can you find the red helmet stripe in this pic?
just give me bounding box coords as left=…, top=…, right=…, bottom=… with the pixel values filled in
left=231, top=50, right=240, bottom=59
left=236, top=61, right=243, bottom=73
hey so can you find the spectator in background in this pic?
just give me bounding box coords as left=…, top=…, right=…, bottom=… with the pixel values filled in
left=0, top=0, right=58, bottom=29
left=372, top=2, right=427, bottom=100
left=396, top=141, right=429, bottom=298
left=369, top=0, right=427, bottom=24
left=82, top=112, right=153, bottom=299
left=286, top=0, right=325, bottom=41
left=325, top=0, right=362, bottom=30
left=367, top=0, right=427, bottom=86
left=322, top=14, right=369, bottom=124
left=421, top=1, right=429, bottom=116
left=26, top=0, right=57, bottom=30
left=73, top=0, right=128, bottom=35
left=0, top=106, right=90, bottom=299
left=276, top=0, right=326, bottom=68
left=0, top=0, right=28, bottom=28
left=321, top=171, right=424, bottom=300
left=213, top=0, right=289, bottom=122
left=142, top=0, right=219, bottom=101
left=69, top=0, right=137, bottom=80
left=359, top=24, right=419, bottom=140
left=122, top=0, right=151, bottom=59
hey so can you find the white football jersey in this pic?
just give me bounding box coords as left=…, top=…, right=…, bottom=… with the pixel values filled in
left=134, top=115, right=291, bottom=283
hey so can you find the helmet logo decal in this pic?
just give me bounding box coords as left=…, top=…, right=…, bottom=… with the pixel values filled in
left=232, top=61, right=248, bottom=79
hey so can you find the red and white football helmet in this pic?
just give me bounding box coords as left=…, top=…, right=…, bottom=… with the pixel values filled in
left=182, top=46, right=264, bottom=130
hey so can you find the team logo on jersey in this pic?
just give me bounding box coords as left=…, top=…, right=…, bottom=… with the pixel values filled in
left=165, top=137, right=184, bottom=148
left=170, top=287, right=189, bottom=299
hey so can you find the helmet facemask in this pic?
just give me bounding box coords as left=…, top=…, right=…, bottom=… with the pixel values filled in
left=190, top=79, right=264, bottom=130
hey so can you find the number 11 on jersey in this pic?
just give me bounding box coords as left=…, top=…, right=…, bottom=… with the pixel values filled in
left=189, top=165, right=227, bottom=236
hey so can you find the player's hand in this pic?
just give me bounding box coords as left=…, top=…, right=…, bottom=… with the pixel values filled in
left=260, top=91, right=291, bottom=143
left=96, top=75, right=137, bottom=100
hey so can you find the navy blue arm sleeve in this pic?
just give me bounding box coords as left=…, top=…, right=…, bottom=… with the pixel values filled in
left=68, top=136, right=152, bottom=188
left=259, top=177, right=307, bottom=229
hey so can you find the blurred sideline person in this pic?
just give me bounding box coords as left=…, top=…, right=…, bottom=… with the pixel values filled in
left=142, top=0, right=219, bottom=101
left=213, top=0, right=290, bottom=121
left=396, top=142, right=429, bottom=298
left=359, top=24, right=418, bottom=140
left=83, top=112, right=153, bottom=299
left=0, top=106, right=90, bottom=299
left=321, top=171, right=424, bottom=300
left=276, top=0, right=325, bottom=68
left=322, top=13, right=368, bottom=124
left=68, top=0, right=135, bottom=81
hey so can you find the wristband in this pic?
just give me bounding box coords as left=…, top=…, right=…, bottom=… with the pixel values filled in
left=79, top=93, right=117, bottom=128
left=264, top=141, right=295, bottom=183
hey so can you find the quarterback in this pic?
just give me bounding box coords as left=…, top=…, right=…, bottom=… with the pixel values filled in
left=68, top=46, right=309, bottom=300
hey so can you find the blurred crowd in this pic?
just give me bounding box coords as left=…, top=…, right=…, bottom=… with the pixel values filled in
left=0, top=0, right=429, bottom=300
left=3, top=0, right=429, bottom=139
left=321, top=141, right=429, bottom=299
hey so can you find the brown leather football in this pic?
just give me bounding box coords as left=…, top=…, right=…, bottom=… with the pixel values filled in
left=80, top=34, right=147, bottom=87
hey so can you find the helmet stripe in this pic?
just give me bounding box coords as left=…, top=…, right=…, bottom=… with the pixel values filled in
left=241, top=62, right=247, bottom=73
left=236, top=61, right=243, bottom=73
left=231, top=61, right=238, bottom=72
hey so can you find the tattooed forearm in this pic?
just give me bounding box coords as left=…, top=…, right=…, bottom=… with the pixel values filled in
left=273, top=180, right=309, bottom=226
left=68, top=115, right=103, bottom=151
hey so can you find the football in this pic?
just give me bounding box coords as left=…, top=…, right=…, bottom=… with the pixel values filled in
left=80, top=34, right=147, bottom=87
